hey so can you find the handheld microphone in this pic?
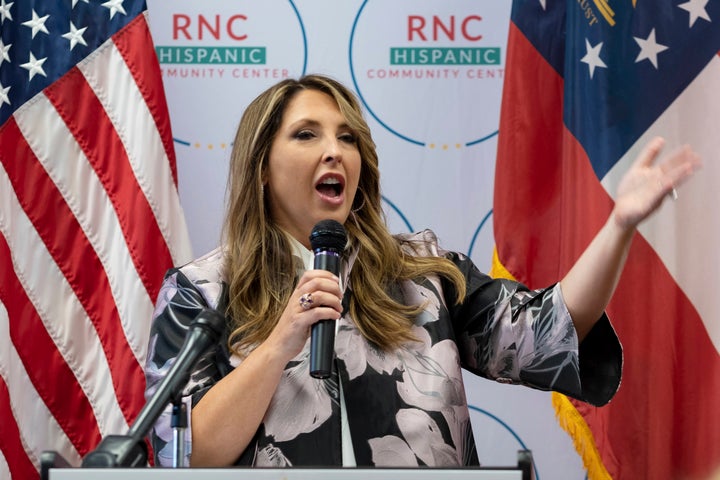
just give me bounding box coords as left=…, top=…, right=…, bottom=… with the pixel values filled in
left=80, top=308, right=226, bottom=468
left=308, top=219, right=347, bottom=379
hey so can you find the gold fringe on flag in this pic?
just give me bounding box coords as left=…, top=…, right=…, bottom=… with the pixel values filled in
left=489, top=247, right=514, bottom=281
left=490, top=247, right=612, bottom=480
left=551, top=393, right=612, bottom=480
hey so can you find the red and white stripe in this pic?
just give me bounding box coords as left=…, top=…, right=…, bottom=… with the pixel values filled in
left=0, top=12, right=191, bottom=477
left=594, top=52, right=720, bottom=478
left=495, top=20, right=720, bottom=479
left=601, top=54, right=720, bottom=353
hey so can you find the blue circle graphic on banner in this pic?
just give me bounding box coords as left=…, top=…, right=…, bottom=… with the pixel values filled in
left=469, top=405, right=541, bottom=479
left=349, top=0, right=508, bottom=148
left=157, top=0, right=308, bottom=149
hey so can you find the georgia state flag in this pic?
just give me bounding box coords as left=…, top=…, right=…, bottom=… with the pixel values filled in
left=494, top=1, right=720, bottom=479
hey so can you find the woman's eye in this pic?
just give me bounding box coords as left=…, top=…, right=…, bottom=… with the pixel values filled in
left=339, top=133, right=357, bottom=144
left=295, top=130, right=315, bottom=140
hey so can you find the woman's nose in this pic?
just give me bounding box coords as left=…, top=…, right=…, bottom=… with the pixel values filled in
left=322, top=138, right=342, bottom=164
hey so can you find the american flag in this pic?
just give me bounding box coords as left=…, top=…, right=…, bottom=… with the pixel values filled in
left=494, top=0, right=720, bottom=478
left=0, top=0, right=192, bottom=477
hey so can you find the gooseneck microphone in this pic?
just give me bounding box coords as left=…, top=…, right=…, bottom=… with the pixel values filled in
left=308, top=219, right=347, bottom=379
left=126, top=308, right=226, bottom=439
left=80, top=308, right=226, bottom=468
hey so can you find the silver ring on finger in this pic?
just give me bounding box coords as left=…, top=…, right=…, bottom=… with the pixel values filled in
left=299, top=292, right=314, bottom=310
left=658, top=179, right=678, bottom=201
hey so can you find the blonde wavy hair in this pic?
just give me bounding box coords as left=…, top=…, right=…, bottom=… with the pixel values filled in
left=223, top=74, right=466, bottom=355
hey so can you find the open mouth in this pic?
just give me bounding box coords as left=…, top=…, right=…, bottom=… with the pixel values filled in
left=316, top=176, right=344, bottom=198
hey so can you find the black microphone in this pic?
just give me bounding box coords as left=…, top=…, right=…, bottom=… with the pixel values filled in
left=308, top=219, right=347, bottom=379
left=80, top=308, right=226, bottom=468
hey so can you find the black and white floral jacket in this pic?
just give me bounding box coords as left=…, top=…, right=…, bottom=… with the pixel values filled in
left=145, top=230, right=621, bottom=467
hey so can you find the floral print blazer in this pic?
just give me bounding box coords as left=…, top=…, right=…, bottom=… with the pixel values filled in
left=145, top=230, right=622, bottom=467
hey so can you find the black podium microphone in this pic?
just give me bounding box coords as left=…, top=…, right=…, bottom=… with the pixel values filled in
left=79, top=308, right=226, bottom=468
left=308, top=219, right=347, bottom=379
left=126, top=308, right=226, bottom=440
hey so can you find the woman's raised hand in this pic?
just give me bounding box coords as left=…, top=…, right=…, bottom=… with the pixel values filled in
left=612, top=137, right=701, bottom=230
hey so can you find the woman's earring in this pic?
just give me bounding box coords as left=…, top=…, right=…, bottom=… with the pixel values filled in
left=351, top=190, right=366, bottom=214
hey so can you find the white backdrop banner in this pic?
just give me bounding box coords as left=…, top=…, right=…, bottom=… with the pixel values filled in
left=146, top=2, right=586, bottom=478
